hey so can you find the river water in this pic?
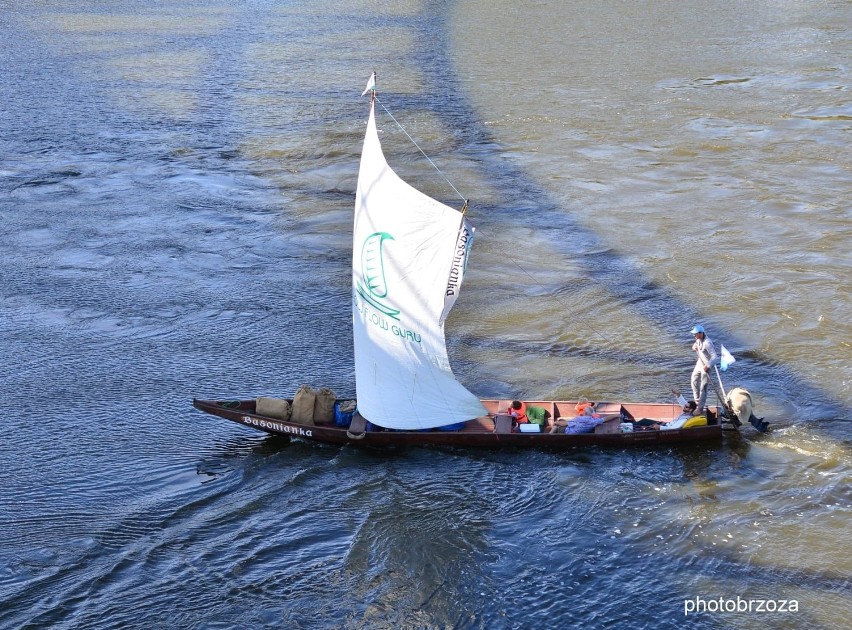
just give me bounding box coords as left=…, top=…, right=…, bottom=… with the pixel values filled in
left=1, top=1, right=849, bottom=628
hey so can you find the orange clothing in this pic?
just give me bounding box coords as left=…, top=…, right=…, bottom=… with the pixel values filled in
left=509, top=401, right=528, bottom=423
left=575, top=402, right=594, bottom=416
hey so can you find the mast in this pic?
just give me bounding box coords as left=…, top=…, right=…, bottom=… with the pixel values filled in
left=351, top=74, right=486, bottom=429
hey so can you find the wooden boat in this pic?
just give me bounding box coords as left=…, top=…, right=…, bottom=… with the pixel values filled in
left=193, top=397, right=726, bottom=449
left=193, top=74, right=738, bottom=448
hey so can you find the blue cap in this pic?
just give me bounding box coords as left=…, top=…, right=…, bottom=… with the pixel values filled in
left=690, top=325, right=705, bottom=334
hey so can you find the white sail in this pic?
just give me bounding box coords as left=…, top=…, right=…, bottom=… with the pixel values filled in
left=352, top=101, right=487, bottom=429
left=440, top=217, right=475, bottom=324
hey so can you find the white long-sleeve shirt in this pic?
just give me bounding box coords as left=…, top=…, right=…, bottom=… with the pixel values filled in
left=661, top=412, right=695, bottom=430
left=692, top=335, right=719, bottom=371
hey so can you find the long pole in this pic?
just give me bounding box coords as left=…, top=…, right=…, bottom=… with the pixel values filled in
left=714, top=365, right=727, bottom=400
left=711, top=366, right=736, bottom=422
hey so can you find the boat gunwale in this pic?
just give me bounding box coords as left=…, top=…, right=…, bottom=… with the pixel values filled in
left=192, top=398, right=726, bottom=448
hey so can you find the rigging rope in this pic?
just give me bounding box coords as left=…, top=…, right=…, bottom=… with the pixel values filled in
left=368, top=87, right=611, bottom=346
left=363, top=88, right=712, bottom=409
left=374, top=95, right=468, bottom=205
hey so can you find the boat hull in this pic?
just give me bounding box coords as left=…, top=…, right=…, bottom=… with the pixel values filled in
left=192, top=398, right=726, bottom=449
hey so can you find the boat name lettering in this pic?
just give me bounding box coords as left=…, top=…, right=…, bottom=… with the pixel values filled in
left=446, top=223, right=472, bottom=297
left=242, top=415, right=313, bottom=437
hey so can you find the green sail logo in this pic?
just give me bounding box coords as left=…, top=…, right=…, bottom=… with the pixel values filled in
left=356, top=231, right=401, bottom=320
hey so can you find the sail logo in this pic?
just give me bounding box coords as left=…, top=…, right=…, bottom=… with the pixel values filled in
left=356, top=231, right=401, bottom=320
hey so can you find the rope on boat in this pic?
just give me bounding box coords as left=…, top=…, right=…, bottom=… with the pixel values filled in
left=363, top=80, right=733, bottom=403
left=371, top=91, right=612, bottom=343
left=369, top=83, right=611, bottom=345
left=374, top=94, right=468, bottom=206
left=346, top=413, right=367, bottom=439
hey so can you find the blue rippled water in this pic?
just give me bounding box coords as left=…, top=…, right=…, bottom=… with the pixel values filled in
left=1, top=1, right=849, bottom=628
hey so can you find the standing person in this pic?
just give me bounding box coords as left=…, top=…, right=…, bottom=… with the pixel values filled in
left=690, top=325, right=719, bottom=412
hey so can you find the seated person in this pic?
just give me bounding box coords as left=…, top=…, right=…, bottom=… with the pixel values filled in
left=508, top=400, right=528, bottom=428
left=526, top=405, right=550, bottom=426
left=660, top=400, right=699, bottom=431
left=575, top=401, right=596, bottom=416
left=549, top=404, right=621, bottom=434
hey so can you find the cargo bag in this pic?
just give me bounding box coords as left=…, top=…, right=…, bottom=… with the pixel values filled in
left=256, top=397, right=291, bottom=420
left=313, top=388, right=336, bottom=425
left=291, top=385, right=316, bottom=425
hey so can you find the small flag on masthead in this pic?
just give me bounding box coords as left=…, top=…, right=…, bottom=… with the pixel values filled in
left=361, top=72, right=376, bottom=97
